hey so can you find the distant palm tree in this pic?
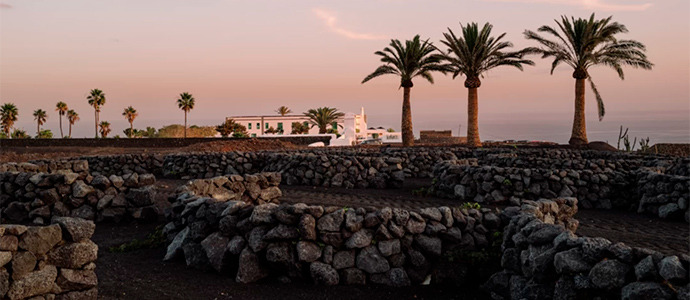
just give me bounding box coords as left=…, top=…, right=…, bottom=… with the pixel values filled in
left=87, top=89, right=106, bottom=138
left=176, top=92, right=195, bottom=138
left=33, top=109, right=48, bottom=136
left=55, top=101, right=68, bottom=138
left=438, top=22, right=535, bottom=147
left=67, top=110, right=79, bottom=138
left=304, top=107, right=344, bottom=134
left=122, top=106, right=138, bottom=138
left=1, top=103, right=19, bottom=138
left=11, top=129, right=29, bottom=139
left=99, top=121, right=111, bottom=138
left=362, top=35, right=449, bottom=147
left=525, top=14, right=653, bottom=145
left=276, top=106, right=292, bottom=116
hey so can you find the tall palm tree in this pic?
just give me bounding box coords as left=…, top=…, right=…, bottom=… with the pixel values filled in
left=99, top=121, right=111, bottom=138
left=33, top=109, right=48, bottom=136
left=362, top=35, right=449, bottom=146
left=122, top=106, right=138, bottom=138
left=176, top=92, right=195, bottom=138
left=55, top=101, right=68, bottom=138
left=438, top=22, right=535, bottom=147
left=67, top=109, right=79, bottom=138
left=0, top=103, right=19, bottom=138
left=276, top=106, right=292, bottom=116
left=525, top=14, right=653, bottom=145
left=304, top=107, right=345, bottom=134
left=87, top=89, right=106, bottom=138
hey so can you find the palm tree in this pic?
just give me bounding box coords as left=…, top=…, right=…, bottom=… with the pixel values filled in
left=176, top=92, right=195, bottom=138
left=99, top=121, right=111, bottom=138
left=55, top=101, right=68, bottom=138
left=87, top=89, right=106, bottom=138
left=276, top=106, right=292, bottom=116
left=33, top=109, right=48, bottom=136
left=438, top=22, right=535, bottom=147
left=304, top=107, right=344, bottom=134
left=122, top=106, right=138, bottom=138
left=525, top=14, right=653, bottom=145
left=0, top=103, right=19, bottom=138
left=362, top=35, right=449, bottom=146
left=67, top=110, right=79, bottom=138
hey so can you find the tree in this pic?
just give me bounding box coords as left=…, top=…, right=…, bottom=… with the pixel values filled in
left=0, top=103, right=18, bottom=138
left=143, top=126, right=157, bottom=138
left=37, top=129, right=52, bottom=139
left=264, top=126, right=278, bottom=134
left=438, top=22, right=535, bottom=147
left=176, top=92, right=195, bottom=138
left=291, top=122, right=309, bottom=134
left=55, top=101, right=68, bottom=138
left=99, top=121, right=111, bottom=138
left=216, top=119, right=247, bottom=137
left=525, top=14, right=653, bottom=145
left=362, top=35, right=449, bottom=147
left=33, top=109, right=48, bottom=136
left=12, top=129, right=29, bottom=139
left=276, top=106, right=292, bottom=116
left=67, top=110, right=79, bottom=138
left=122, top=106, right=138, bottom=138
left=87, top=89, right=106, bottom=138
left=304, top=107, right=344, bottom=134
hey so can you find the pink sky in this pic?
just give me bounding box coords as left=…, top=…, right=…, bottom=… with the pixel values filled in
left=1, top=0, right=688, bottom=142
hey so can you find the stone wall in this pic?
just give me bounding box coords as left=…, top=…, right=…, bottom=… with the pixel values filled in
left=174, top=173, right=282, bottom=205
left=485, top=198, right=690, bottom=300
left=0, top=218, right=98, bottom=300
left=0, top=161, right=89, bottom=175
left=162, top=198, right=506, bottom=286
left=431, top=162, right=633, bottom=210
left=636, top=171, right=690, bottom=222
left=0, top=171, right=158, bottom=224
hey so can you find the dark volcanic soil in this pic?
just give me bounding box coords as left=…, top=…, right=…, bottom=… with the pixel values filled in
left=93, top=223, right=472, bottom=300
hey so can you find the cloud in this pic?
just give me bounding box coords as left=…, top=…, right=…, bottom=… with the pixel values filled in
left=0, top=3, right=12, bottom=9
left=312, top=8, right=386, bottom=40
left=486, top=0, right=652, bottom=11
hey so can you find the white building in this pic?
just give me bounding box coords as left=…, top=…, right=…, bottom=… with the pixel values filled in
left=228, top=107, right=368, bottom=139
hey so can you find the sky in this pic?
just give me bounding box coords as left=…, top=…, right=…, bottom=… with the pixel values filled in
left=1, top=0, right=688, bottom=143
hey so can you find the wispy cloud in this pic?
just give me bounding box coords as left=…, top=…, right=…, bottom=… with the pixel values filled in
left=312, top=8, right=386, bottom=40
left=0, top=2, right=13, bottom=9
left=486, top=0, right=652, bottom=11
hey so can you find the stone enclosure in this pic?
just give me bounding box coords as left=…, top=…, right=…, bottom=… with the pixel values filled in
left=0, top=145, right=688, bottom=299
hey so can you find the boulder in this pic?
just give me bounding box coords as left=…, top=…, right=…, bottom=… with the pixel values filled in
left=589, top=259, right=630, bottom=290
left=56, top=268, right=98, bottom=291
left=621, top=282, right=673, bottom=300
left=6, top=265, right=57, bottom=300
left=356, top=245, right=390, bottom=274
left=48, top=240, right=98, bottom=269
left=201, top=232, right=230, bottom=272
left=296, top=241, right=321, bottom=263
left=71, top=181, right=95, bottom=198
left=10, top=251, right=36, bottom=280
left=317, top=210, right=345, bottom=232
left=345, top=230, right=372, bottom=249
left=51, top=217, right=96, bottom=242
left=658, top=256, right=687, bottom=282
left=310, top=262, right=339, bottom=285
left=236, top=248, right=269, bottom=283
left=18, top=224, right=62, bottom=255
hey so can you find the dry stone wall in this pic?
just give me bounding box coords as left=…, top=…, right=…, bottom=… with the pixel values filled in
left=0, top=171, right=158, bottom=224
left=0, top=218, right=98, bottom=300
left=162, top=197, right=506, bottom=286
left=0, top=161, right=89, bottom=176
left=175, top=173, right=282, bottom=205
left=485, top=198, right=690, bottom=300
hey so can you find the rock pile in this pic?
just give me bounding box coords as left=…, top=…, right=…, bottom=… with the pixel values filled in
left=485, top=198, right=690, bottom=299
left=162, top=200, right=504, bottom=286
left=637, top=171, right=690, bottom=222
left=175, top=173, right=282, bottom=205
left=0, top=171, right=158, bottom=224
left=0, top=217, right=98, bottom=300
left=0, top=160, right=89, bottom=175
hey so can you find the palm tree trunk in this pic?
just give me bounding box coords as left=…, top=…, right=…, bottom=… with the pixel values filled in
left=69, top=123, right=72, bottom=138
left=401, top=87, right=414, bottom=147
left=569, top=78, right=588, bottom=145
left=130, top=122, right=133, bottom=138
left=59, top=115, right=64, bottom=138
left=467, top=87, right=481, bottom=147
left=37, top=122, right=40, bottom=136
left=94, top=109, right=98, bottom=138
left=184, top=111, right=187, bottom=138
